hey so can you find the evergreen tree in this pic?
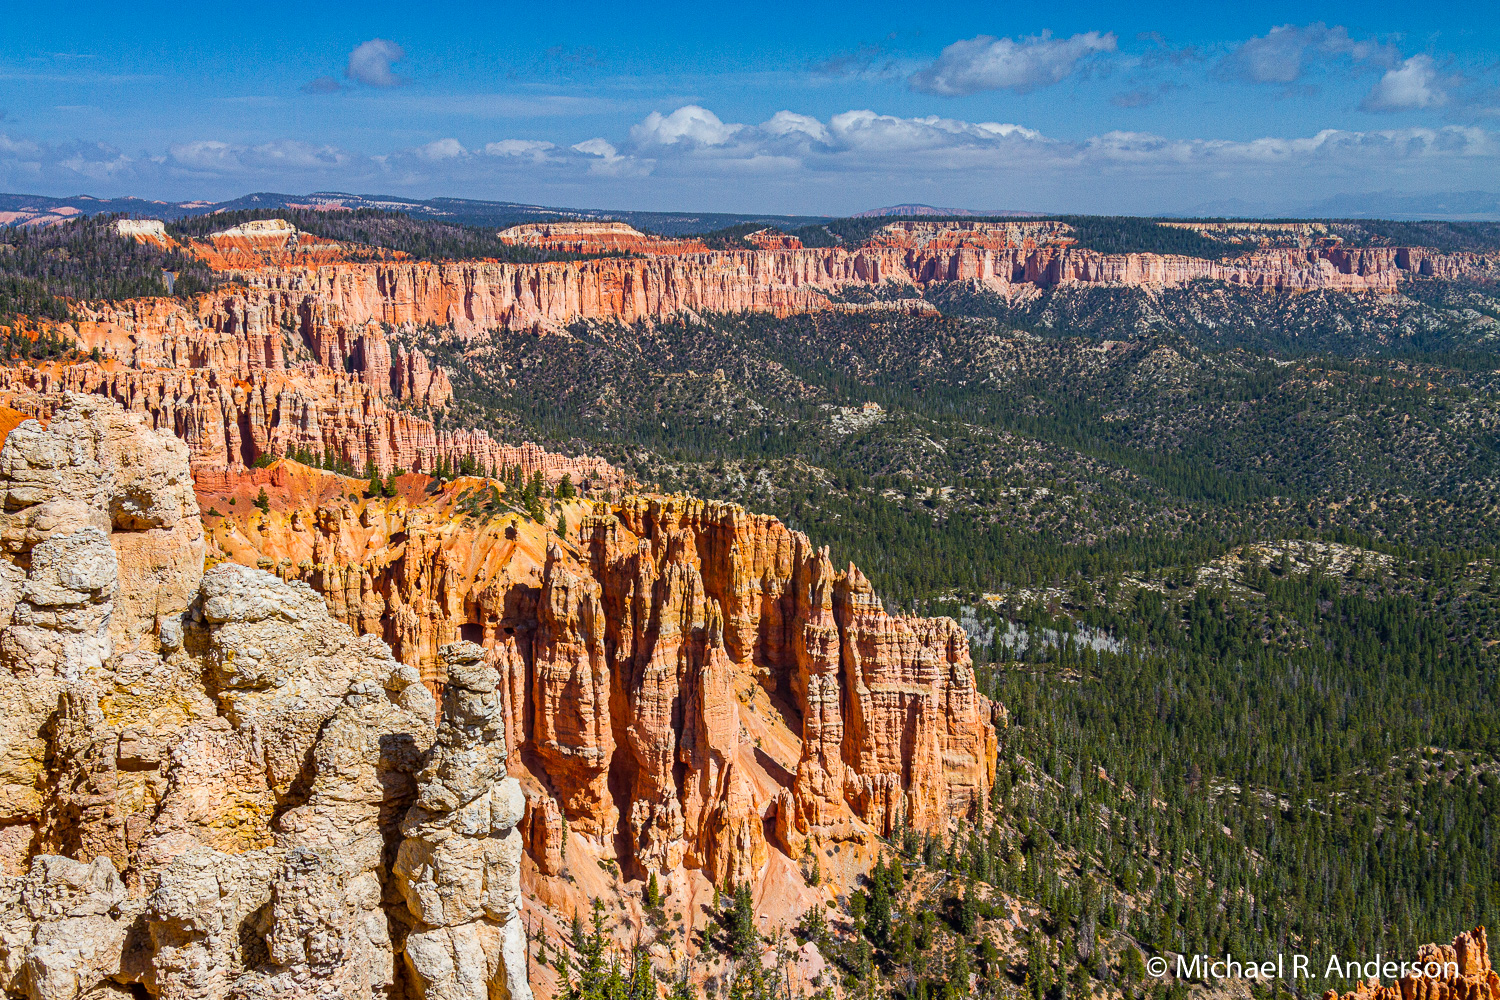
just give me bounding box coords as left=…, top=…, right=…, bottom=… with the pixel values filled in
left=645, top=872, right=660, bottom=909
left=726, top=881, right=759, bottom=958
left=626, top=947, right=657, bottom=1000
left=950, top=944, right=973, bottom=998
left=957, top=882, right=978, bottom=938
left=564, top=900, right=609, bottom=1000
left=669, top=968, right=699, bottom=1000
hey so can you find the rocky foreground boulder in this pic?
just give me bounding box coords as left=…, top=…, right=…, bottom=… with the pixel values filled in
left=0, top=395, right=528, bottom=1000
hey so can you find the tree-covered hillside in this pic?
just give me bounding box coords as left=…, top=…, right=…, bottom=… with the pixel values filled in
left=412, top=276, right=1500, bottom=1000
left=0, top=214, right=216, bottom=320
left=166, top=207, right=616, bottom=263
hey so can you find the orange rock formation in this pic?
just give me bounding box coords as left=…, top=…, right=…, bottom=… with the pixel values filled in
left=197, top=470, right=1000, bottom=886
left=0, top=366, right=619, bottom=486
left=196, top=232, right=1497, bottom=339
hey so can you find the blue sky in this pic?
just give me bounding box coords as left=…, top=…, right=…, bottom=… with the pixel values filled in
left=1, top=0, right=1497, bottom=214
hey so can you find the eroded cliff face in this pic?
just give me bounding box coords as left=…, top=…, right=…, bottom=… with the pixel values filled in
left=27, top=219, right=1490, bottom=484
left=199, top=471, right=1000, bottom=890
left=0, top=366, right=619, bottom=487
left=498, top=221, right=709, bottom=255
left=211, top=227, right=1497, bottom=338
left=0, top=395, right=531, bottom=1000
left=65, top=286, right=452, bottom=407
left=0, top=398, right=995, bottom=998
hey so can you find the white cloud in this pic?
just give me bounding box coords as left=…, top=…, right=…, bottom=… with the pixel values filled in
left=1223, top=23, right=1397, bottom=84
left=416, top=138, right=467, bottom=161
left=57, top=144, right=133, bottom=180
left=521, top=105, right=1495, bottom=185
left=630, top=106, right=741, bottom=147
left=168, top=140, right=239, bottom=172
left=759, top=111, right=831, bottom=145
left=170, top=139, right=348, bottom=174
left=484, top=139, right=555, bottom=162
left=0, top=133, right=42, bottom=159
left=1362, top=55, right=1450, bottom=111
left=346, top=39, right=406, bottom=88
left=572, top=138, right=619, bottom=159
left=1086, top=126, right=1495, bottom=167
left=570, top=137, right=648, bottom=176
left=827, top=110, right=1043, bottom=152
left=909, top=31, right=1117, bottom=96
left=1, top=110, right=1494, bottom=215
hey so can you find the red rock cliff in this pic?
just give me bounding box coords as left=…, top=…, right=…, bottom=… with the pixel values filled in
left=198, top=474, right=1000, bottom=883
left=0, top=364, right=619, bottom=486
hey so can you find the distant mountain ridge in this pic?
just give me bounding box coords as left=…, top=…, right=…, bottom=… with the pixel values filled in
left=852, top=203, right=1041, bottom=218
left=4, top=189, right=1498, bottom=234
left=0, top=190, right=829, bottom=237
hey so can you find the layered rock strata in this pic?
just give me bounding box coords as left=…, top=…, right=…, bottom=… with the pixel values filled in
left=498, top=221, right=708, bottom=255
left=205, top=480, right=1000, bottom=884
left=100, top=218, right=1498, bottom=357
left=214, top=237, right=1497, bottom=336
left=0, top=366, right=620, bottom=486
left=0, top=394, right=531, bottom=1000
left=66, top=288, right=452, bottom=407
left=30, top=219, right=1492, bottom=485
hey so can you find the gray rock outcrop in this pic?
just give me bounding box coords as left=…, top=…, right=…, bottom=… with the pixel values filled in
left=395, top=641, right=532, bottom=1000
left=0, top=395, right=527, bottom=1000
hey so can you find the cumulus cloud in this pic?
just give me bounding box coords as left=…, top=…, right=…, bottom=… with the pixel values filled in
left=572, top=138, right=619, bottom=159
left=466, top=105, right=1495, bottom=186
left=1362, top=55, right=1450, bottom=111
left=569, top=137, right=648, bottom=176
left=909, top=31, right=1117, bottom=96
left=630, top=106, right=742, bottom=147
left=346, top=39, right=406, bottom=88
left=1, top=108, right=1494, bottom=212
left=1222, top=23, right=1397, bottom=84
left=827, top=110, right=1042, bottom=152
left=760, top=111, right=831, bottom=145
left=604, top=107, right=1498, bottom=183
left=415, top=138, right=467, bottom=161
left=170, top=139, right=348, bottom=174
left=484, top=139, right=555, bottom=162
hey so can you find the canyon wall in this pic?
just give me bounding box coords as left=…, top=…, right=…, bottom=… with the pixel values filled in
left=0, top=394, right=535, bottom=1000
left=498, top=221, right=709, bottom=255
left=196, top=470, right=1001, bottom=887
left=210, top=239, right=1496, bottom=338
left=66, top=288, right=452, bottom=407
left=0, top=366, right=621, bottom=487
left=40, top=217, right=1489, bottom=484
